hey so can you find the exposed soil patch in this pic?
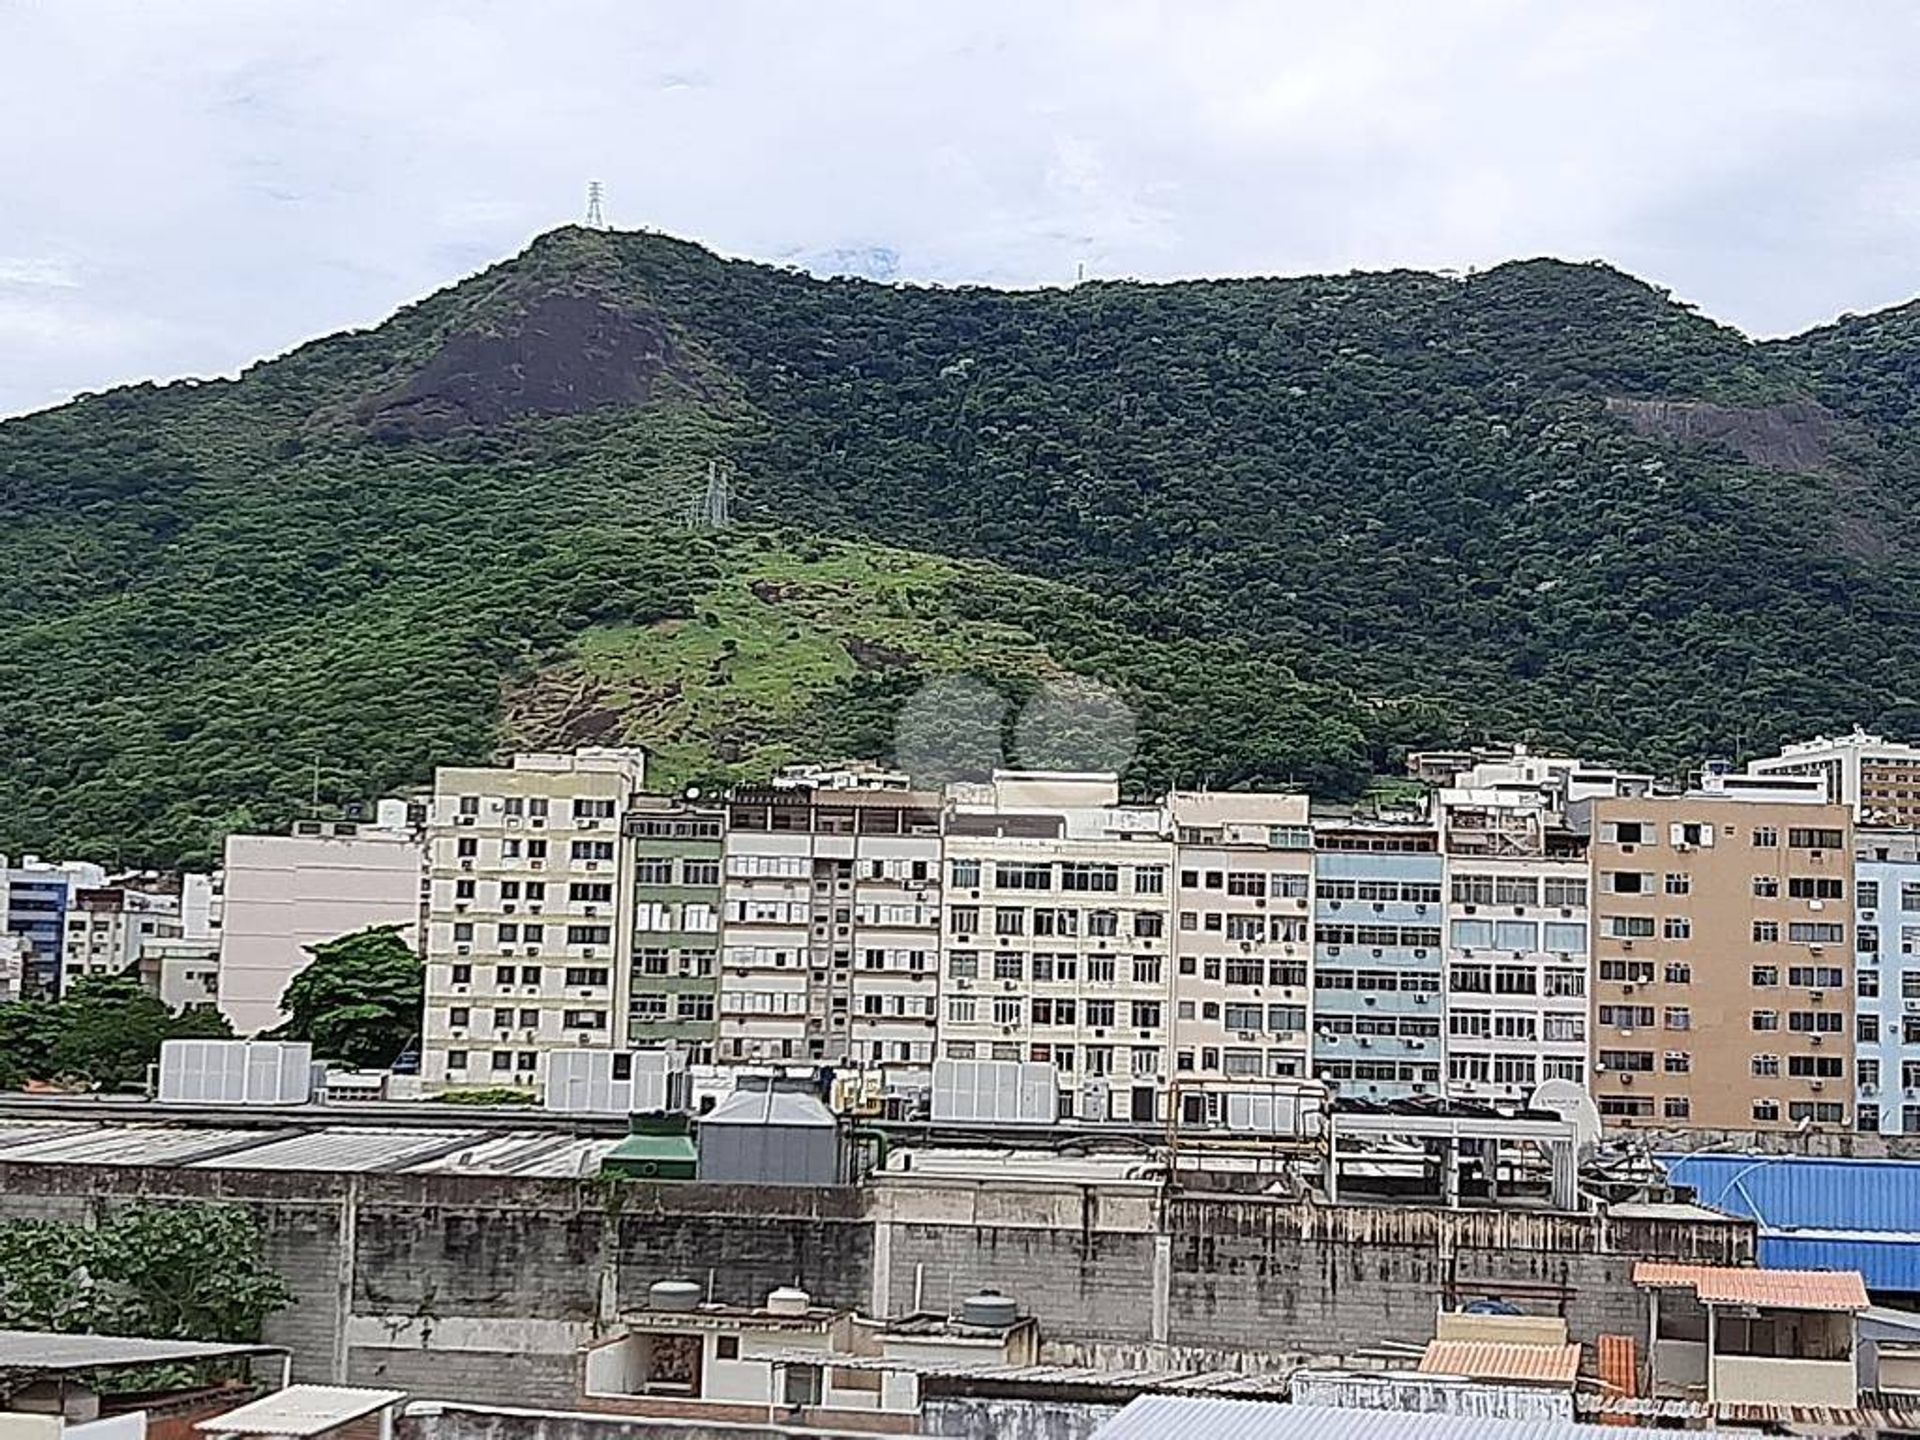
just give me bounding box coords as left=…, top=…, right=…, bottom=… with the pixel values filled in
left=363, top=296, right=712, bottom=439
left=1605, top=397, right=1838, bottom=473
left=844, top=636, right=916, bottom=670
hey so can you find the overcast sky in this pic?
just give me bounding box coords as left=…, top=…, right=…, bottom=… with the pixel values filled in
left=4, top=0, right=1920, bottom=418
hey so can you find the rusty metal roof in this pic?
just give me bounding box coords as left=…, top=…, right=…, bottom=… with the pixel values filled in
left=1417, top=1340, right=1581, bottom=1386
left=1631, top=1261, right=1868, bottom=1310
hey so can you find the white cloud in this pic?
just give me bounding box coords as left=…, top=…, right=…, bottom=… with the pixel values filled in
left=2, top=0, right=1919, bottom=418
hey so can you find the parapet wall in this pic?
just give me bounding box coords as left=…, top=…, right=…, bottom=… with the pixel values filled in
left=0, top=1160, right=1750, bottom=1406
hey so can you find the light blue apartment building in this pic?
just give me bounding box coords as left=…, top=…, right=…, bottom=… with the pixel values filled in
left=1855, top=831, right=1920, bottom=1133
left=1311, top=820, right=1445, bottom=1101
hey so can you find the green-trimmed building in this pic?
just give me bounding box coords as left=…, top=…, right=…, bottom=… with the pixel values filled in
left=623, top=797, right=725, bottom=1062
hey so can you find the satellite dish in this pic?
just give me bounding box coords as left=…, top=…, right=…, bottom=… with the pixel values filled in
left=1531, top=1079, right=1602, bottom=1151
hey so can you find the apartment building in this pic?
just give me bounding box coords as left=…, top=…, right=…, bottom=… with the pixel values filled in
left=1311, top=819, right=1445, bottom=1101
left=419, top=748, right=649, bottom=1093
left=1166, top=791, right=1314, bottom=1116
left=941, top=773, right=1175, bottom=1122
left=60, top=886, right=182, bottom=984
left=1852, top=828, right=1920, bottom=1134
left=1750, top=731, right=1920, bottom=825
left=625, top=797, right=725, bottom=1063
left=2, top=855, right=106, bottom=996
left=719, top=783, right=941, bottom=1076
left=1437, top=784, right=1592, bottom=1104
left=219, top=809, right=424, bottom=1036
left=1580, top=779, right=1854, bottom=1132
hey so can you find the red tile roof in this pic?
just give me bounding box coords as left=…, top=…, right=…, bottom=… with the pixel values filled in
left=1416, top=1339, right=1583, bottom=1386
left=1631, top=1262, right=1868, bottom=1311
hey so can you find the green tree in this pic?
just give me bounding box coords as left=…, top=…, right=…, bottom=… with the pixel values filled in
left=0, top=1203, right=289, bottom=1341
left=42, top=977, right=230, bottom=1091
left=275, top=925, right=421, bottom=1068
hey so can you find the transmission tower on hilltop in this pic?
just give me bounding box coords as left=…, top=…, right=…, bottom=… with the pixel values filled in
left=684, top=459, right=734, bottom=530
left=585, top=180, right=607, bottom=230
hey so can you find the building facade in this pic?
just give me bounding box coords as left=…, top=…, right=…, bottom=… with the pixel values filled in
left=419, top=749, right=648, bottom=1093
left=219, top=816, right=425, bottom=1036
left=1167, top=791, right=1315, bottom=1117
left=625, top=797, right=725, bottom=1063
left=1437, top=785, right=1591, bottom=1103
left=1750, top=731, right=1920, bottom=825
left=2, top=856, right=107, bottom=996
left=1310, top=820, right=1445, bottom=1101
left=1853, top=829, right=1920, bottom=1134
left=60, top=885, right=182, bottom=985
left=1583, top=785, right=1854, bottom=1132
left=719, top=783, right=942, bottom=1075
left=941, top=773, right=1175, bottom=1121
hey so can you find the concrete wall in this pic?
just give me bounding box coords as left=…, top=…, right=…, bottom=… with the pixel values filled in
left=0, top=1161, right=1752, bottom=1409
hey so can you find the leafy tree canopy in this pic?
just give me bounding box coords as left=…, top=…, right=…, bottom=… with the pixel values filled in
left=0, top=977, right=229, bottom=1092
left=274, top=925, right=421, bottom=1068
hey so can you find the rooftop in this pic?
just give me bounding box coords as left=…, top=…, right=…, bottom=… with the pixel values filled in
left=0, top=1330, right=286, bottom=1374
left=1631, top=1261, right=1869, bottom=1311
left=1092, top=1396, right=1731, bottom=1439
left=197, top=1385, right=406, bottom=1437
left=1416, top=1340, right=1582, bottom=1387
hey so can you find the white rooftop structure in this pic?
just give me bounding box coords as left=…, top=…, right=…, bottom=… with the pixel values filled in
left=1092, top=1396, right=1732, bottom=1440
left=197, top=1385, right=406, bottom=1439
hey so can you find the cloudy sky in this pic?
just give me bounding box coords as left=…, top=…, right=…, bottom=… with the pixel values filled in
left=4, top=0, right=1919, bottom=418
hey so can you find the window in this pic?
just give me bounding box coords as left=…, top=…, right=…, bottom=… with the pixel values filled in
left=1133, top=865, right=1166, bottom=894
left=1598, top=1050, right=1654, bottom=1072
left=1753, top=920, right=1780, bottom=944
left=1088, top=910, right=1120, bottom=937
left=572, top=798, right=616, bottom=821
left=455, top=878, right=475, bottom=900
left=1752, top=1054, right=1781, bottom=1077
left=570, top=840, right=615, bottom=861
left=1609, top=916, right=1656, bottom=938
left=1788, top=1055, right=1845, bottom=1078
left=1665, top=962, right=1692, bottom=984
left=1087, top=956, right=1117, bottom=984
left=448, top=1006, right=470, bottom=1027
left=1663, top=1051, right=1691, bottom=1074
left=562, top=1009, right=607, bottom=1030
left=1134, top=911, right=1165, bottom=939
left=1752, top=1099, right=1780, bottom=1123
left=1787, top=966, right=1844, bottom=988
left=1787, top=922, right=1844, bottom=944
left=1085, top=1000, right=1116, bottom=1028
left=1598, top=1005, right=1654, bottom=1028
left=1607, top=871, right=1650, bottom=895
left=1861, top=969, right=1882, bottom=997
left=1752, top=965, right=1779, bottom=987
left=1543, top=921, right=1587, bottom=954
left=951, top=859, right=981, bottom=889
left=950, top=907, right=980, bottom=936
left=1132, top=955, right=1163, bottom=985
left=564, top=966, right=609, bottom=987
left=992, top=997, right=1022, bottom=1026
left=634, top=860, right=673, bottom=885
left=1599, top=959, right=1654, bottom=984
left=994, top=908, right=1025, bottom=936
left=1788, top=877, right=1846, bottom=900
left=1226, top=914, right=1266, bottom=942
left=992, top=951, right=1024, bottom=981
left=1663, top=917, right=1692, bottom=941
left=1451, top=919, right=1494, bottom=949
left=946, top=997, right=976, bottom=1024
left=1452, top=875, right=1494, bottom=906
left=947, top=951, right=979, bottom=980
left=1860, top=880, right=1881, bottom=909
left=1861, top=1015, right=1882, bottom=1044
left=1226, top=872, right=1267, bottom=897
left=1788, top=827, right=1844, bottom=850
left=1663, top=873, right=1691, bottom=895
left=1664, top=1096, right=1691, bottom=1120
left=1664, top=1007, right=1691, bottom=1031
left=452, top=921, right=474, bottom=942
left=1607, top=821, right=1649, bottom=845
left=1060, top=863, right=1119, bottom=892
left=1131, top=1001, right=1162, bottom=1029
left=1787, top=1010, right=1845, bottom=1033
left=569, top=882, right=614, bottom=903
left=1544, top=877, right=1588, bottom=908
left=1752, top=826, right=1778, bottom=848
left=1751, top=1010, right=1780, bottom=1031
left=1861, top=1058, right=1881, bottom=1088
left=446, top=1049, right=468, bottom=1070
left=1753, top=875, right=1780, bottom=898
left=451, top=963, right=471, bottom=985
left=1494, top=876, right=1539, bottom=906
left=566, top=924, right=612, bottom=946
left=683, top=860, right=720, bottom=887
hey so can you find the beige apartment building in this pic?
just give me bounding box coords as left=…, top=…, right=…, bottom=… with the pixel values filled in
left=419, top=748, right=649, bottom=1093
left=1166, top=791, right=1315, bottom=1114
left=218, top=807, right=424, bottom=1035
left=941, top=772, right=1175, bottom=1122
left=60, top=885, right=182, bottom=985
left=1580, top=780, right=1854, bottom=1133
left=1749, top=730, right=1920, bottom=825
left=718, top=783, right=941, bottom=1078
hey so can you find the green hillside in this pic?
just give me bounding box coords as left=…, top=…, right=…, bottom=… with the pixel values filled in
left=5, top=226, right=1920, bottom=866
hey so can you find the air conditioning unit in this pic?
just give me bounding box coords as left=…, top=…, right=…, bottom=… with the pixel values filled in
left=1812, top=1034, right=1825, bottom=1047
left=503, top=902, right=517, bottom=914
left=1358, top=1037, right=1372, bottom=1048
left=1414, top=993, right=1431, bottom=1005
left=456, top=816, right=476, bottom=827
left=1329, top=900, right=1342, bottom=911
left=1620, top=1072, right=1634, bottom=1085
left=1622, top=939, right=1634, bottom=950
left=1811, top=989, right=1825, bottom=1002
left=579, top=818, right=600, bottom=830
left=1811, top=1080, right=1826, bottom=1092
left=1623, top=983, right=1636, bottom=995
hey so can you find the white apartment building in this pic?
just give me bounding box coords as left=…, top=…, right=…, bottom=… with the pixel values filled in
left=719, top=784, right=941, bottom=1078
left=218, top=805, right=424, bottom=1036
left=1438, top=780, right=1592, bottom=1103
left=939, top=773, right=1175, bottom=1122
left=60, top=885, right=182, bottom=984
left=140, top=937, right=221, bottom=1011
left=419, top=748, right=648, bottom=1094
left=1167, top=791, right=1315, bottom=1114
left=1749, top=731, right=1920, bottom=824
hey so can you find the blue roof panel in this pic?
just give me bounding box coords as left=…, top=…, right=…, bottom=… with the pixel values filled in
left=1663, top=1153, right=1920, bottom=1234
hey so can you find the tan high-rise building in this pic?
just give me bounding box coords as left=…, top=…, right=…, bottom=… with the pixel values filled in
left=1580, top=779, right=1853, bottom=1133
left=1167, top=791, right=1315, bottom=1111
left=419, top=748, right=649, bottom=1094
left=1749, top=730, right=1920, bottom=826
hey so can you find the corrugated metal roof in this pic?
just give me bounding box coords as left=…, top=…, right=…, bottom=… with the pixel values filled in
left=1416, top=1341, right=1580, bottom=1386
left=198, top=1386, right=405, bottom=1436
left=188, top=1128, right=476, bottom=1173
left=0, top=1124, right=271, bottom=1166
left=404, top=1133, right=621, bottom=1178
left=1092, top=1396, right=1733, bottom=1439
left=1631, top=1261, right=1868, bottom=1310
left=0, top=1329, right=285, bottom=1371
left=1665, top=1151, right=1920, bottom=1233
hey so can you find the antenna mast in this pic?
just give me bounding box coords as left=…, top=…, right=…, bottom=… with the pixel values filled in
left=585, top=180, right=607, bottom=230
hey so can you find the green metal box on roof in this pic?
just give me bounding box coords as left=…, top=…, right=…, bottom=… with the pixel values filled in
left=599, top=1133, right=698, bottom=1180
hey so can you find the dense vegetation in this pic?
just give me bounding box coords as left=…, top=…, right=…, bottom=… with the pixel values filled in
left=0, top=977, right=230, bottom=1090
left=6, top=226, right=1920, bottom=866
left=0, top=1203, right=289, bottom=1343
left=275, top=925, right=421, bottom=1066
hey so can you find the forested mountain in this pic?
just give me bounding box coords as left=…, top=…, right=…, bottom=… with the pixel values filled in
left=5, top=226, right=1920, bottom=866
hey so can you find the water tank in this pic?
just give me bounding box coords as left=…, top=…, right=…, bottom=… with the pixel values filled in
left=648, top=1280, right=702, bottom=1312
left=765, top=1286, right=811, bottom=1316
left=959, top=1290, right=1019, bottom=1328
